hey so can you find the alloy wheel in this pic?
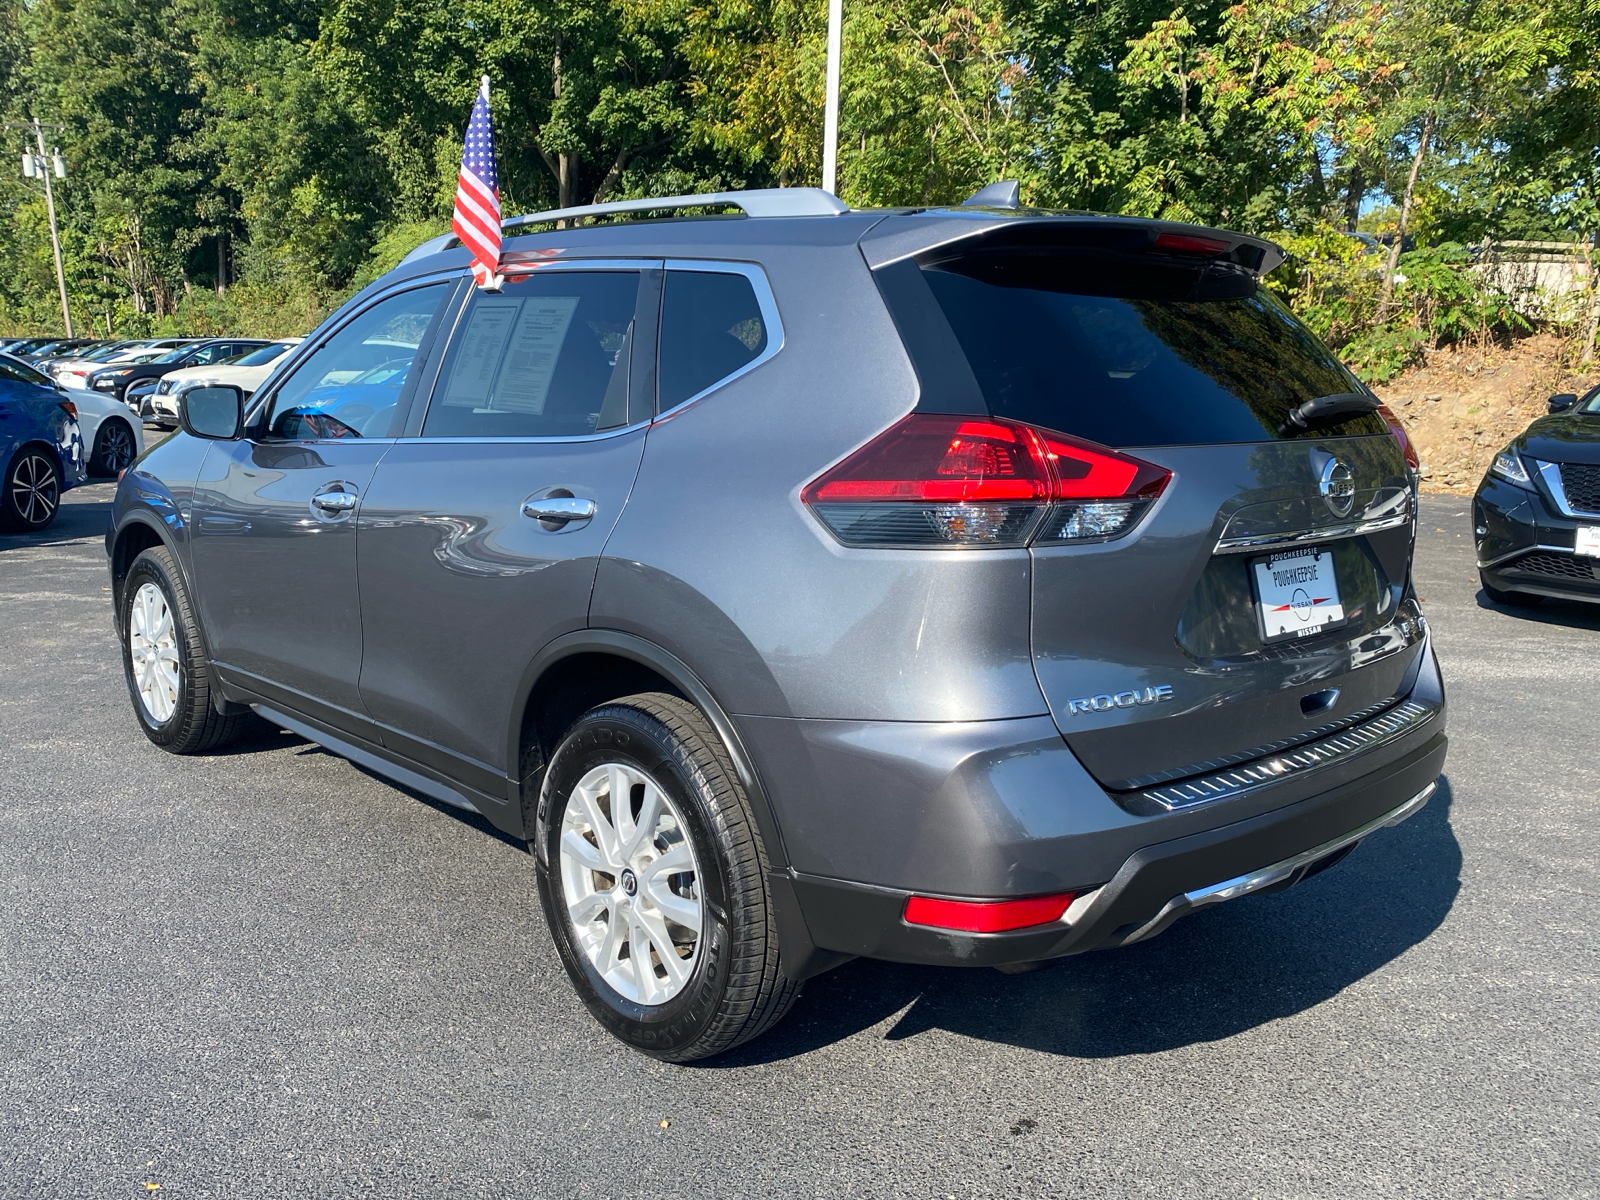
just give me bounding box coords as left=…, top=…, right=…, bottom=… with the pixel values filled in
left=99, top=422, right=135, bottom=474
left=128, top=581, right=180, bottom=724
left=559, top=761, right=703, bottom=1006
left=10, top=453, right=59, bottom=527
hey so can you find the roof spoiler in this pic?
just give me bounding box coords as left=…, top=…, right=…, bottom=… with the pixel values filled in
left=402, top=187, right=849, bottom=264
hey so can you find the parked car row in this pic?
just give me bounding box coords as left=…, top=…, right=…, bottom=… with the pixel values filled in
left=0, top=333, right=307, bottom=435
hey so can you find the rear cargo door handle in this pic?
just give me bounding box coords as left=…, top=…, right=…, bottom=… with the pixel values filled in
left=522, top=495, right=597, bottom=529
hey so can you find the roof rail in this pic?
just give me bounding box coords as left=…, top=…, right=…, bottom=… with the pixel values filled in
left=501, top=187, right=848, bottom=234
left=401, top=188, right=847, bottom=265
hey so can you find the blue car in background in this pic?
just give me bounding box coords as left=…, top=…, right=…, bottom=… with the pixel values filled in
left=0, top=354, right=86, bottom=531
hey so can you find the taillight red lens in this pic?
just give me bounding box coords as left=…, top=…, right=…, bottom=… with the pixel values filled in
left=58, top=401, right=78, bottom=420
left=1375, top=403, right=1420, bottom=471
left=804, top=415, right=1053, bottom=504
left=804, top=414, right=1171, bottom=548
left=904, top=892, right=1076, bottom=933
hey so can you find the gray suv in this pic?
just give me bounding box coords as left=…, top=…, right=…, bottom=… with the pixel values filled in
left=107, top=187, right=1447, bottom=1061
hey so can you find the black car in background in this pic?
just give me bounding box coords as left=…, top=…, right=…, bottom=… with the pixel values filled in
left=1475, top=385, right=1600, bottom=606
left=86, top=338, right=269, bottom=401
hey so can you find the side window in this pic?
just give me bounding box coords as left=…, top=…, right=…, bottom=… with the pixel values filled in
left=0, top=356, right=51, bottom=387
left=265, top=284, right=449, bottom=440
left=186, top=344, right=227, bottom=366
left=658, top=270, right=768, bottom=411
left=422, top=271, right=641, bottom=438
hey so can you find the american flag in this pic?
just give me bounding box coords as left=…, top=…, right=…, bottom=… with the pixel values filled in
left=453, top=76, right=501, bottom=286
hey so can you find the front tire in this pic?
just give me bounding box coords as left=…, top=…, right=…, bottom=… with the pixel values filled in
left=1, top=448, right=61, bottom=531
left=536, top=693, right=800, bottom=1062
left=1480, top=572, right=1543, bottom=608
left=121, top=546, right=247, bottom=753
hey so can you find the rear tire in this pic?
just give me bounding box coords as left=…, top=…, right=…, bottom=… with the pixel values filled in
left=1, top=447, right=61, bottom=531
left=90, top=419, right=137, bottom=476
left=535, top=692, right=800, bottom=1062
left=121, top=546, right=248, bottom=753
left=1480, top=572, right=1543, bottom=608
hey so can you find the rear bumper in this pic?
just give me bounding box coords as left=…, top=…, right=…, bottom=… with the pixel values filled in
left=754, top=639, right=1447, bottom=975
left=782, top=731, right=1443, bottom=970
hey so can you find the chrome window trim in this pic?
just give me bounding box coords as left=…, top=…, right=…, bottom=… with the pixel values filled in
left=1535, top=459, right=1600, bottom=518
left=655, top=258, right=785, bottom=420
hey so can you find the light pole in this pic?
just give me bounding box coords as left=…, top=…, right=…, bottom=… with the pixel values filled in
left=11, top=117, right=73, bottom=337
left=822, top=0, right=842, bottom=195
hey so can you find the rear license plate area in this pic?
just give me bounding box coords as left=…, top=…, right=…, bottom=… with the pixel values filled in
left=1251, top=547, right=1346, bottom=642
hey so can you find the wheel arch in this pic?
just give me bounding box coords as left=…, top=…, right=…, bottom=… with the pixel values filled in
left=110, top=514, right=180, bottom=634
left=510, top=629, right=792, bottom=871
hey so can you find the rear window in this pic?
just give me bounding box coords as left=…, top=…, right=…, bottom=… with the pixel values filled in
left=897, top=252, right=1386, bottom=446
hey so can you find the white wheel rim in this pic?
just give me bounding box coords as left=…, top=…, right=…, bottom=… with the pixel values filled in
left=559, top=762, right=703, bottom=1006
left=128, top=582, right=180, bottom=724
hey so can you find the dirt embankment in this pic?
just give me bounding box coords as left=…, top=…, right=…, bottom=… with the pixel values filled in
left=1369, top=334, right=1599, bottom=494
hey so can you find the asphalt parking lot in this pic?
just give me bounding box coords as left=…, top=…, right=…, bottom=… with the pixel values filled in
left=1, top=484, right=1596, bottom=1198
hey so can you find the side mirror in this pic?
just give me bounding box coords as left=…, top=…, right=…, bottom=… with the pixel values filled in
left=1548, top=393, right=1578, bottom=414
left=179, top=385, right=245, bottom=440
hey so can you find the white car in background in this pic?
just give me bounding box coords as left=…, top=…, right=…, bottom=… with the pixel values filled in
left=0, top=351, right=144, bottom=476
left=142, top=338, right=303, bottom=428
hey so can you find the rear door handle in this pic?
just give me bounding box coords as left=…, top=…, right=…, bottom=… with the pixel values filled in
left=522, top=496, right=597, bottom=527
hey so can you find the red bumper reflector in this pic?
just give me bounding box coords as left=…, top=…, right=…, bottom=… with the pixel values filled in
left=903, top=892, right=1076, bottom=933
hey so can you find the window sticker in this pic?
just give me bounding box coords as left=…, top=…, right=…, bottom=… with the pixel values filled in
left=491, top=296, right=580, bottom=415
left=441, top=298, right=522, bottom=408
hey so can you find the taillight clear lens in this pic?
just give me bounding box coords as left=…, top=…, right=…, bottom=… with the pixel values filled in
left=803, top=414, right=1170, bottom=548
left=1375, top=403, right=1420, bottom=471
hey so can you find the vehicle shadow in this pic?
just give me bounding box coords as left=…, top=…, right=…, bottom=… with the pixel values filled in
left=1475, top=589, right=1600, bottom=631
left=0, top=492, right=113, bottom=551
left=709, top=776, right=1461, bottom=1067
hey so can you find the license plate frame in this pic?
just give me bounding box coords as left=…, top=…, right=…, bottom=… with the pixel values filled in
left=1576, top=526, right=1600, bottom=559
left=1250, top=546, right=1347, bottom=643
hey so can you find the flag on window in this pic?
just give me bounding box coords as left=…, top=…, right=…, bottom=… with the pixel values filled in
left=453, top=76, right=502, bottom=287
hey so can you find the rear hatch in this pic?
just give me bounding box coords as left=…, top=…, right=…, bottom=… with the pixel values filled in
left=863, top=215, right=1424, bottom=805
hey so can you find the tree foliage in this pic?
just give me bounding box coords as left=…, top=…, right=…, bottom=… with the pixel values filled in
left=2, top=0, right=1598, bottom=352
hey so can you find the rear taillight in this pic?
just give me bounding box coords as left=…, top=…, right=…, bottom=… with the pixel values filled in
left=802, top=414, right=1170, bottom=548
left=904, top=891, right=1076, bottom=933
left=1375, top=403, right=1420, bottom=471
left=58, top=401, right=77, bottom=420
left=1153, top=231, right=1231, bottom=257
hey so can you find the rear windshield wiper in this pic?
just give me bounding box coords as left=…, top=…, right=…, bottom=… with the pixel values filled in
left=1282, top=391, right=1379, bottom=431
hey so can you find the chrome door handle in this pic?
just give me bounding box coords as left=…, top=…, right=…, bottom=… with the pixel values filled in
left=522, top=497, right=597, bottom=524
left=312, top=489, right=358, bottom=513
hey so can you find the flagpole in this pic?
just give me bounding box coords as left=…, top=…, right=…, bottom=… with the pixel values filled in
left=822, top=0, right=842, bottom=195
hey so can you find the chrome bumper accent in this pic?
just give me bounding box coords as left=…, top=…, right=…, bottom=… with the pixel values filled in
left=1214, top=510, right=1412, bottom=554
left=1134, top=698, right=1437, bottom=812
left=1116, top=780, right=1438, bottom=946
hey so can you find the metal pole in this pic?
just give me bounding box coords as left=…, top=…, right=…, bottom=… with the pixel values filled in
left=33, top=117, right=73, bottom=337
left=822, top=0, right=842, bottom=195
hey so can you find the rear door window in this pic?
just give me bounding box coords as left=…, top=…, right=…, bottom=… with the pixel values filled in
left=422, top=271, right=642, bottom=438
left=658, top=270, right=769, bottom=411
left=891, top=251, right=1386, bottom=446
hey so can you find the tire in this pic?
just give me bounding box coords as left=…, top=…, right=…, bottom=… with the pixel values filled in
left=89, top=418, right=137, bottom=476
left=0, top=447, right=61, bottom=532
left=121, top=545, right=248, bottom=753
left=1480, top=572, right=1543, bottom=607
left=535, top=692, right=800, bottom=1062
